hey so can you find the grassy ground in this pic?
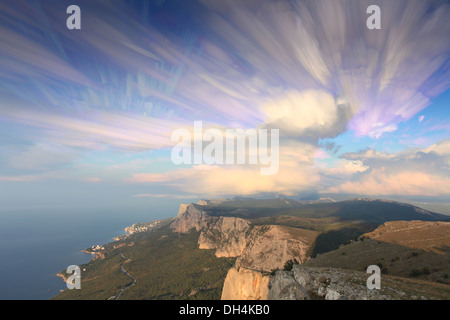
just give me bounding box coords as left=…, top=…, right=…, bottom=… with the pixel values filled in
left=304, top=238, right=450, bottom=285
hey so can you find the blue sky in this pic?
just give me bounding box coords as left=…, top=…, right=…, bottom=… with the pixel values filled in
left=0, top=0, right=449, bottom=209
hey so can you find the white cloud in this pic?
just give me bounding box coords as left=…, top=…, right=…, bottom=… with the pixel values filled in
left=367, top=122, right=398, bottom=139
left=328, top=139, right=450, bottom=196
left=262, top=89, right=353, bottom=139
left=326, top=168, right=450, bottom=197
left=125, top=140, right=320, bottom=197
left=320, top=159, right=369, bottom=176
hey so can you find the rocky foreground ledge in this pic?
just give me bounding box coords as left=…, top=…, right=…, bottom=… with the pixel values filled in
left=221, top=264, right=450, bottom=300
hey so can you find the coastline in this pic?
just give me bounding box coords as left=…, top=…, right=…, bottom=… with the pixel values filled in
left=54, top=250, right=98, bottom=287
left=52, top=217, right=172, bottom=292
left=55, top=272, right=68, bottom=294
left=55, top=272, right=67, bottom=282
left=81, top=249, right=99, bottom=260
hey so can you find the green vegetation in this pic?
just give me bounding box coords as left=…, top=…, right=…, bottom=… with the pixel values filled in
left=410, top=268, right=431, bottom=278
left=54, top=225, right=235, bottom=300
left=54, top=253, right=132, bottom=300
left=53, top=199, right=449, bottom=300
left=304, top=238, right=450, bottom=284
left=283, top=259, right=299, bottom=271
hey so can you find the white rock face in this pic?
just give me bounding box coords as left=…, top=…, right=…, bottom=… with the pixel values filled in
left=177, top=203, right=189, bottom=217
left=171, top=203, right=318, bottom=265
left=221, top=267, right=270, bottom=300
left=198, top=217, right=251, bottom=257
left=268, top=270, right=310, bottom=300
left=222, top=264, right=442, bottom=300
left=235, top=225, right=318, bottom=272
left=170, top=202, right=449, bottom=300
left=291, top=266, right=388, bottom=300
left=170, top=204, right=213, bottom=233
left=170, top=202, right=325, bottom=300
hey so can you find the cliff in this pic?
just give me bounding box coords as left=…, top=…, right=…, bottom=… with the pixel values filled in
left=170, top=202, right=450, bottom=300
left=170, top=203, right=318, bottom=265
left=170, top=204, right=213, bottom=233
left=170, top=202, right=320, bottom=299
left=236, top=225, right=318, bottom=271
left=222, top=265, right=450, bottom=300
left=198, top=216, right=251, bottom=258
left=221, top=266, right=270, bottom=300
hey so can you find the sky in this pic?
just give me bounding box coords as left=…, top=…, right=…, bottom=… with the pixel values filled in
left=0, top=0, right=449, bottom=210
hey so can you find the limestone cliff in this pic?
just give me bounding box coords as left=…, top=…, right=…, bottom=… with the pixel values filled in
left=222, top=265, right=450, bottom=300
left=236, top=225, right=319, bottom=272
left=170, top=202, right=450, bottom=300
left=170, top=203, right=213, bottom=233
left=171, top=203, right=250, bottom=257
left=198, top=216, right=251, bottom=258
left=170, top=203, right=317, bottom=265
left=221, top=266, right=270, bottom=300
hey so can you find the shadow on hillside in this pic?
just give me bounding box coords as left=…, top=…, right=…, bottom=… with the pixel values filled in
left=312, top=225, right=377, bottom=257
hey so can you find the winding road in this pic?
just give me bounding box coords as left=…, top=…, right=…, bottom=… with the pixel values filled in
left=114, top=253, right=136, bottom=300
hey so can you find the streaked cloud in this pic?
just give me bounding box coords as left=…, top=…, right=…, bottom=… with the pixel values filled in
left=0, top=0, right=448, bottom=200
left=327, top=139, right=450, bottom=196
left=327, top=169, right=450, bottom=197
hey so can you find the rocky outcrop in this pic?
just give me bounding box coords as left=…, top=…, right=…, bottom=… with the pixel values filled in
left=170, top=204, right=213, bottom=233
left=169, top=201, right=450, bottom=300
left=198, top=217, right=251, bottom=258
left=221, top=266, right=270, bottom=300
left=171, top=203, right=319, bottom=265
left=177, top=203, right=189, bottom=217
left=222, top=265, right=445, bottom=300
left=171, top=203, right=251, bottom=258
left=268, top=270, right=310, bottom=300
left=288, top=266, right=387, bottom=300
left=171, top=204, right=251, bottom=258
left=171, top=202, right=327, bottom=300
left=236, top=225, right=319, bottom=272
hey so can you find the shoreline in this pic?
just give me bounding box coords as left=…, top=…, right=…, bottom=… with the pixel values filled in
left=52, top=217, right=173, bottom=293
left=55, top=272, right=67, bottom=283
left=81, top=249, right=99, bottom=259
left=54, top=250, right=97, bottom=286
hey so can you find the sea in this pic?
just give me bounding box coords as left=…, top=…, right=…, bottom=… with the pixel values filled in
left=0, top=201, right=184, bottom=300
